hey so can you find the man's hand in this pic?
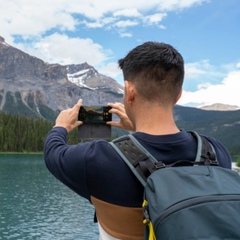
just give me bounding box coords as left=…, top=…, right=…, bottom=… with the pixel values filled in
left=107, top=102, right=134, bottom=131
left=54, top=99, right=83, bottom=132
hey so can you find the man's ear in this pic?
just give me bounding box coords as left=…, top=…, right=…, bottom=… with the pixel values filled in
left=125, top=81, right=135, bottom=104
left=175, top=89, right=182, bottom=104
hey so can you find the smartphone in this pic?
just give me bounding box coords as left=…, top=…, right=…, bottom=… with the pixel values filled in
left=78, top=106, right=112, bottom=140
left=78, top=106, right=112, bottom=123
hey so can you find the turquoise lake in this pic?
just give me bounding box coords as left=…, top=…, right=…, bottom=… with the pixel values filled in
left=0, top=154, right=239, bottom=240
left=0, top=154, right=98, bottom=240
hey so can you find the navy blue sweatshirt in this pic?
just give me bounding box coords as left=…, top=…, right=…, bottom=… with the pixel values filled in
left=44, top=127, right=232, bottom=239
left=44, top=127, right=232, bottom=205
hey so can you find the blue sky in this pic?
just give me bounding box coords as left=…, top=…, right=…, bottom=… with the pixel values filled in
left=1, top=0, right=240, bottom=107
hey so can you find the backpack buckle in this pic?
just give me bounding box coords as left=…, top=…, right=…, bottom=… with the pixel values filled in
left=204, top=159, right=219, bottom=166
left=142, top=201, right=150, bottom=225
left=154, top=162, right=165, bottom=170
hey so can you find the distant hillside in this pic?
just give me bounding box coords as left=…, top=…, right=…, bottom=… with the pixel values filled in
left=200, top=103, right=239, bottom=111
left=174, top=105, right=240, bottom=154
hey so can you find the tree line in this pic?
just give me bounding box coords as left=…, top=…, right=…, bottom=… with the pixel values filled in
left=0, top=111, right=78, bottom=152
left=1, top=111, right=239, bottom=156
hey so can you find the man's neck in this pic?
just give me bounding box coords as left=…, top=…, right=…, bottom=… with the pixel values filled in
left=133, top=104, right=179, bottom=135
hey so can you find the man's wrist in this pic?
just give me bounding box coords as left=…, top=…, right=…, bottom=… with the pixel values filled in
left=53, top=125, right=68, bottom=131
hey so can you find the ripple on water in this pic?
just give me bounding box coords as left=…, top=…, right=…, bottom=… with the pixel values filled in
left=0, top=155, right=99, bottom=240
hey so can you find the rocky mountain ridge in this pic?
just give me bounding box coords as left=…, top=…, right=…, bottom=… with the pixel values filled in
left=0, top=37, right=123, bottom=120
left=199, top=103, right=240, bottom=111
left=66, top=63, right=123, bottom=93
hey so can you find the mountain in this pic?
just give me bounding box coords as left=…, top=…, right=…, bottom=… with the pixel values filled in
left=199, top=103, right=240, bottom=111
left=174, top=105, right=240, bottom=154
left=0, top=37, right=123, bottom=121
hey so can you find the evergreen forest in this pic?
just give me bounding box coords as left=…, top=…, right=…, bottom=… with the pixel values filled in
left=0, top=109, right=240, bottom=155
left=0, top=111, right=79, bottom=152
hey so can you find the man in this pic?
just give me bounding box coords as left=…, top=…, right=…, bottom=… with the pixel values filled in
left=44, top=42, right=232, bottom=240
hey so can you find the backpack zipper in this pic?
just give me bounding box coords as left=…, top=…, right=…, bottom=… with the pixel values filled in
left=154, top=194, right=240, bottom=228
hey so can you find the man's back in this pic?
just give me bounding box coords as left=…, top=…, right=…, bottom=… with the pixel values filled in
left=44, top=128, right=231, bottom=239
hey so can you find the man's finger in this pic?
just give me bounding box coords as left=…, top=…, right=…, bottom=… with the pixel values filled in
left=73, top=99, right=82, bottom=110
left=109, top=108, right=125, bottom=118
left=75, top=120, right=83, bottom=127
left=106, top=121, right=120, bottom=128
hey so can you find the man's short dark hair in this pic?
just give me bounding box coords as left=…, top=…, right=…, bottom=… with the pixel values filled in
left=118, top=42, right=184, bottom=105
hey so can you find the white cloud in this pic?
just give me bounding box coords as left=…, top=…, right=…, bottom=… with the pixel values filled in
left=82, top=21, right=104, bottom=29
left=119, top=32, right=133, bottom=38
left=184, top=60, right=228, bottom=92
left=81, top=17, right=116, bottom=29
left=0, top=0, right=207, bottom=37
left=197, top=82, right=212, bottom=90
left=180, top=60, right=240, bottom=107
left=143, top=13, right=167, bottom=25
left=14, top=33, right=112, bottom=66
left=158, top=25, right=166, bottom=29
left=0, top=0, right=210, bottom=55
left=60, top=0, right=208, bottom=20
left=185, top=60, right=223, bottom=79
left=0, top=1, right=77, bottom=37
left=185, top=62, right=206, bottom=79
left=98, top=62, right=123, bottom=81
left=178, top=71, right=240, bottom=107
left=114, top=20, right=139, bottom=28
left=113, top=8, right=141, bottom=18
left=157, top=0, right=208, bottom=11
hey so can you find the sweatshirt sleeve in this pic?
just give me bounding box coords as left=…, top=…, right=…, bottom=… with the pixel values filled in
left=44, top=127, right=92, bottom=200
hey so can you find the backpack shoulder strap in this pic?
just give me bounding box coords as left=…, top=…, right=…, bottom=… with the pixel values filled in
left=109, top=134, right=157, bottom=186
left=189, top=131, right=218, bottom=164
left=109, top=131, right=218, bottom=186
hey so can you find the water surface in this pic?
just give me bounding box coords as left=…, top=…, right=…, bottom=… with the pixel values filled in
left=0, top=154, right=98, bottom=240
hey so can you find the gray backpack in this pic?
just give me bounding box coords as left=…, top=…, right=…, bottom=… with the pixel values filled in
left=110, top=131, right=240, bottom=240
